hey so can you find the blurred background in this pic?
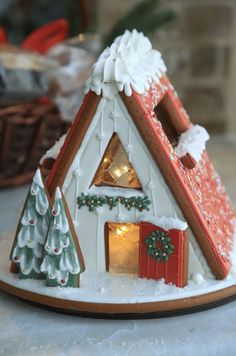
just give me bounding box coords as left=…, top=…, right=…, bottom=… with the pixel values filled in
left=0, top=0, right=235, bottom=232
left=100, top=0, right=236, bottom=137
left=1, top=0, right=236, bottom=135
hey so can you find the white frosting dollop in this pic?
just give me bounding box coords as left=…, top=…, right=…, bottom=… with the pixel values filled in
left=175, top=125, right=210, bottom=163
left=191, top=273, right=205, bottom=285
left=84, top=29, right=166, bottom=100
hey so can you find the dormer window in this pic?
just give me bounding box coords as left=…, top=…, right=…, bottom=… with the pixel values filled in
left=154, top=99, right=179, bottom=148
left=154, top=94, right=197, bottom=169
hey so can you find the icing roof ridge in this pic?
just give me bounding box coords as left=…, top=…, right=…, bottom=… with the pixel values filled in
left=84, top=29, right=167, bottom=100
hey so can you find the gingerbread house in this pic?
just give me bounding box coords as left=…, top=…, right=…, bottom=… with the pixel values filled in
left=3, top=29, right=236, bottom=317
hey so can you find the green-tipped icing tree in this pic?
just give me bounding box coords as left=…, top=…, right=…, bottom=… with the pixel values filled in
left=103, top=0, right=175, bottom=47
left=10, top=169, right=50, bottom=279
left=41, top=187, right=84, bottom=287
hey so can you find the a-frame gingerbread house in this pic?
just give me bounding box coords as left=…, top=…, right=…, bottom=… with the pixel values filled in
left=38, top=30, right=235, bottom=289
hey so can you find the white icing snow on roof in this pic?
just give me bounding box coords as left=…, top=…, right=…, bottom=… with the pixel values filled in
left=40, top=133, right=66, bottom=165
left=175, top=125, right=210, bottom=163
left=84, top=29, right=166, bottom=99
left=138, top=215, right=188, bottom=231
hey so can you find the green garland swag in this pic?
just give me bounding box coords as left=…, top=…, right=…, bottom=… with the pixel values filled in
left=145, top=230, right=174, bottom=262
left=77, top=193, right=151, bottom=212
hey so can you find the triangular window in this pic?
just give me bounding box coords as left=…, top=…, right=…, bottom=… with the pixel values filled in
left=91, top=134, right=142, bottom=190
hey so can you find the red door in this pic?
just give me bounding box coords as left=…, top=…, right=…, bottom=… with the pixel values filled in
left=139, top=222, right=188, bottom=287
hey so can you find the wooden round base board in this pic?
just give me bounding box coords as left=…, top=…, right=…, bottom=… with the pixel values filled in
left=1, top=279, right=236, bottom=319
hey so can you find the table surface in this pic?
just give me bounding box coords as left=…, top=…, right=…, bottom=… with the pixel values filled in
left=0, top=136, right=236, bottom=356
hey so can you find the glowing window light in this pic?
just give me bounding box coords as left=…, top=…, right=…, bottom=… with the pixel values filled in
left=92, top=134, right=142, bottom=189
left=116, top=228, right=123, bottom=236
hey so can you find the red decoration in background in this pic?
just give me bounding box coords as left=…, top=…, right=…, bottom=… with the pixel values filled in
left=0, top=19, right=68, bottom=54
left=22, top=19, right=69, bottom=54
left=139, top=222, right=187, bottom=287
left=0, top=27, right=7, bottom=44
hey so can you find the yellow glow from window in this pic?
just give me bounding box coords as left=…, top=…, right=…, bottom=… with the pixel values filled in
left=120, top=165, right=129, bottom=173
left=92, top=134, right=142, bottom=189
left=116, top=225, right=128, bottom=236
left=116, top=228, right=123, bottom=236
left=113, top=168, right=122, bottom=178
left=107, top=223, right=140, bottom=275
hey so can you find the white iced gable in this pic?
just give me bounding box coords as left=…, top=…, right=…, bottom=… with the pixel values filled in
left=175, top=125, right=210, bottom=163
left=138, top=215, right=188, bottom=231
left=84, top=29, right=167, bottom=100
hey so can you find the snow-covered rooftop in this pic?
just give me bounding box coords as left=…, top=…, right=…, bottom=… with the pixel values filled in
left=84, top=29, right=166, bottom=100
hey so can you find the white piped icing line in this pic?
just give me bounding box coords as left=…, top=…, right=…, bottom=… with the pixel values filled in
left=138, top=215, right=188, bottom=231
left=175, top=125, right=210, bottom=163
left=84, top=29, right=167, bottom=100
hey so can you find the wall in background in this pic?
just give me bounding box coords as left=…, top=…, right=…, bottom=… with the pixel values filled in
left=98, top=0, right=236, bottom=135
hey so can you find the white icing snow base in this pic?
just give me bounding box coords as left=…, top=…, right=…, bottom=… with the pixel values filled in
left=175, top=125, right=210, bottom=163
left=84, top=29, right=166, bottom=100
left=1, top=227, right=236, bottom=305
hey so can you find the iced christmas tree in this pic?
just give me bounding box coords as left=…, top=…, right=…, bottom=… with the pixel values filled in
left=41, top=187, right=83, bottom=287
left=10, top=169, right=50, bottom=279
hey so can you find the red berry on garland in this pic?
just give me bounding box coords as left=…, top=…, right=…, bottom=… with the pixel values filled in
left=14, top=256, right=19, bottom=261
left=54, top=248, right=59, bottom=253
left=52, top=210, right=57, bottom=216
left=29, top=219, right=35, bottom=225
left=61, top=279, right=66, bottom=284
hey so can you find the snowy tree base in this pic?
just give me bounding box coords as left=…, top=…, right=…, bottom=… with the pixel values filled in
left=1, top=232, right=236, bottom=318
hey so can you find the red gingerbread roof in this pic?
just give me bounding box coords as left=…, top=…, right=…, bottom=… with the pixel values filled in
left=122, top=76, right=235, bottom=279
left=45, top=74, right=235, bottom=280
